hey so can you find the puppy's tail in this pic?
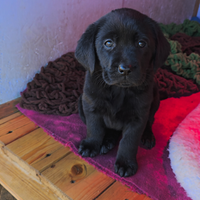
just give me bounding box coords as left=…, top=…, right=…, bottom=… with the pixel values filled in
left=78, top=94, right=86, bottom=124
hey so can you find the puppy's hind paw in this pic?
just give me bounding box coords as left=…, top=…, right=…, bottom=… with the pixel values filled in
left=140, top=133, right=155, bottom=150
left=78, top=139, right=100, bottom=157
left=100, top=129, right=121, bottom=155
left=100, top=140, right=115, bottom=155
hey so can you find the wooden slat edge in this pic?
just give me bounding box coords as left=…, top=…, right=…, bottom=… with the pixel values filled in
left=193, top=0, right=200, bottom=17
left=0, top=141, right=72, bottom=200
left=0, top=112, right=22, bottom=125
left=0, top=97, right=21, bottom=119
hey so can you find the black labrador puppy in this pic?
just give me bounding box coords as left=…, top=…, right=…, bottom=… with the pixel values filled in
left=75, top=8, right=170, bottom=177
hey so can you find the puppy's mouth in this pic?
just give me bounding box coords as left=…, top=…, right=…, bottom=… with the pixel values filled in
left=102, top=71, right=146, bottom=88
left=116, top=81, right=133, bottom=88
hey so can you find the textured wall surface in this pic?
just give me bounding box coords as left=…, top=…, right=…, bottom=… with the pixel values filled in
left=0, top=0, right=122, bottom=104
left=123, top=0, right=196, bottom=24
left=0, top=0, right=196, bottom=104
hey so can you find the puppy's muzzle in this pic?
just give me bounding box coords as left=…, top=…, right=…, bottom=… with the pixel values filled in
left=118, top=64, right=133, bottom=75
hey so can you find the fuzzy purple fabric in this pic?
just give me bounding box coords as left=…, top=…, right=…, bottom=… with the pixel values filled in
left=16, top=92, right=200, bottom=200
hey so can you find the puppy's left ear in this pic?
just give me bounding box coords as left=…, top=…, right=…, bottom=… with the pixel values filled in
left=152, top=22, right=170, bottom=72
left=75, top=20, right=102, bottom=74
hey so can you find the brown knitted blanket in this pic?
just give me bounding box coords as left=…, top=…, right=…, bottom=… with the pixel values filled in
left=170, top=33, right=200, bottom=55
left=20, top=52, right=85, bottom=116
left=20, top=52, right=199, bottom=116
left=156, top=68, right=199, bottom=99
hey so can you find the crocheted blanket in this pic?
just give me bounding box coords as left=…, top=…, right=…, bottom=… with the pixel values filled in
left=20, top=53, right=85, bottom=116
left=20, top=52, right=199, bottom=116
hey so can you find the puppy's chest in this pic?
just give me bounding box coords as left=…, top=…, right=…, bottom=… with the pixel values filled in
left=97, top=90, right=138, bottom=127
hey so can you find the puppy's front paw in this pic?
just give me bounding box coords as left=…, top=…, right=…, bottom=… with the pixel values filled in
left=78, top=139, right=100, bottom=157
left=114, top=158, right=138, bottom=177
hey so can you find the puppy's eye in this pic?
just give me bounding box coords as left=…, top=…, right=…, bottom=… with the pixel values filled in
left=138, top=40, right=146, bottom=48
left=104, top=40, right=115, bottom=49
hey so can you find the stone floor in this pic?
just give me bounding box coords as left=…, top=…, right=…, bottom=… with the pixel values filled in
left=0, top=185, right=16, bottom=200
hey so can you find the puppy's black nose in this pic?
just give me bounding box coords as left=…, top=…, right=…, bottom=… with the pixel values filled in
left=118, top=64, right=131, bottom=75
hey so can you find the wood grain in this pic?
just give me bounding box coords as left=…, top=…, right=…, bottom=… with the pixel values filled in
left=95, top=181, right=152, bottom=200
left=0, top=141, right=71, bottom=200
left=6, top=127, right=71, bottom=172
left=65, top=170, right=114, bottom=200
left=0, top=122, right=37, bottom=145
left=0, top=115, right=36, bottom=137
left=0, top=97, right=21, bottom=119
left=0, top=112, right=22, bottom=125
left=7, top=128, right=53, bottom=157
left=42, top=152, right=96, bottom=187
left=32, top=145, right=71, bottom=172
left=42, top=153, right=115, bottom=200
left=0, top=111, right=152, bottom=200
left=7, top=128, right=65, bottom=161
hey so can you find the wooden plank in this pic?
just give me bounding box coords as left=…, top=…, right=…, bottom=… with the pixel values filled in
left=20, top=137, right=67, bottom=166
left=0, top=122, right=37, bottom=145
left=7, top=128, right=53, bottom=157
left=65, top=170, right=115, bottom=200
left=7, top=128, right=63, bottom=159
left=0, top=97, right=21, bottom=119
left=0, top=112, right=150, bottom=200
left=95, top=181, right=151, bottom=200
left=42, top=153, right=115, bottom=200
left=7, top=127, right=71, bottom=172
left=42, top=152, right=96, bottom=186
left=0, top=112, right=22, bottom=125
left=5, top=118, right=115, bottom=199
left=0, top=115, right=36, bottom=137
left=0, top=141, right=71, bottom=200
left=32, top=146, right=71, bottom=172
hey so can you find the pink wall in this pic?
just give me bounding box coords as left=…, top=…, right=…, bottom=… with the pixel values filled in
left=124, top=0, right=196, bottom=24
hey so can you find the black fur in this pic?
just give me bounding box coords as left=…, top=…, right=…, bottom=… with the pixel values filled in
left=75, top=8, right=170, bottom=177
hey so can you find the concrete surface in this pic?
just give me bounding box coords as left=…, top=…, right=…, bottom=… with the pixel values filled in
left=0, top=185, right=16, bottom=200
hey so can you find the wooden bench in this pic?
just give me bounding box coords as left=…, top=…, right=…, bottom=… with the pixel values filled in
left=0, top=98, right=151, bottom=200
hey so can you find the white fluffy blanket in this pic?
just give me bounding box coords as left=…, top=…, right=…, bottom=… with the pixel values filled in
left=169, top=103, right=200, bottom=200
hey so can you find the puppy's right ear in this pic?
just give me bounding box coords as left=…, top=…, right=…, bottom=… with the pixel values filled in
left=75, top=23, right=99, bottom=74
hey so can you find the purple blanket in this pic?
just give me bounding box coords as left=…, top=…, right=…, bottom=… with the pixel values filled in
left=16, top=92, right=200, bottom=200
